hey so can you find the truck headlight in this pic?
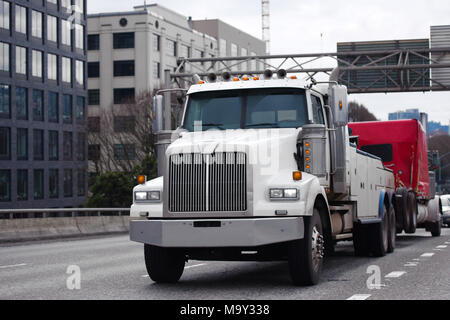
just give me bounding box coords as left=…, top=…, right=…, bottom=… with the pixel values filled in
left=135, top=192, right=148, bottom=201
left=283, top=189, right=298, bottom=199
left=148, top=191, right=161, bottom=201
left=134, top=191, right=161, bottom=202
left=270, top=189, right=284, bottom=198
left=269, top=188, right=299, bottom=200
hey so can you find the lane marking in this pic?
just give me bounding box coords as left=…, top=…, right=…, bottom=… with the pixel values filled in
left=185, top=263, right=207, bottom=270
left=0, top=263, right=27, bottom=269
left=436, top=245, right=447, bottom=249
left=141, top=264, right=207, bottom=278
left=404, top=262, right=418, bottom=267
left=421, top=253, right=435, bottom=258
left=385, top=271, right=406, bottom=278
left=347, top=294, right=371, bottom=300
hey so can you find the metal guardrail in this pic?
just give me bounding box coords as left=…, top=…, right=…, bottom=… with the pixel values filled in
left=0, top=208, right=131, bottom=220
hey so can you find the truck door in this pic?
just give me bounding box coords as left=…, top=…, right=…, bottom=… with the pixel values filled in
left=311, top=94, right=330, bottom=186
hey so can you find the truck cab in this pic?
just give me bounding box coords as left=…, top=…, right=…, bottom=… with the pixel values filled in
left=130, top=71, right=396, bottom=286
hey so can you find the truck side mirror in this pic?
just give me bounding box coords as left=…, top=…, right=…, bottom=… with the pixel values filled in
left=329, top=85, right=348, bottom=127
left=152, top=95, right=164, bottom=134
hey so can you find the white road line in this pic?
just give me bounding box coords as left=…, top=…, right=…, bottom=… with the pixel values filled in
left=347, top=294, right=371, bottom=300
left=421, top=253, right=435, bottom=258
left=0, top=263, right=27, bottom=269
left=185, top=263, right=207, bottom=270
left=385, top=271, right=407, bottom=278
left=404, top=262, right=418, bottom=267
left=436, top=245, right=447, bottom=249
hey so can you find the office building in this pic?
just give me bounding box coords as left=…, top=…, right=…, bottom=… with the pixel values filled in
left=0, top=0, right=88, bottom=209
left=388, top=108, right=421, bottom=121
left=191, top=19, right=266, bottom=72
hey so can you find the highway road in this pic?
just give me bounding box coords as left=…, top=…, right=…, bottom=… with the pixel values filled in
left=0, top=228, right=449, bottom=300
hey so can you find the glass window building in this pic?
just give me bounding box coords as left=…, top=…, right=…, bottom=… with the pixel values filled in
left=0, top=0, right=87, bottom=209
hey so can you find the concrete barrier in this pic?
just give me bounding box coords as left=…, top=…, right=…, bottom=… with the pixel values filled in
left=0, top=216, right=131, bottom=243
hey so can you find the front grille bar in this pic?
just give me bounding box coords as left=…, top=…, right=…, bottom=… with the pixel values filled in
left=169, top=152, right=247, bottom=213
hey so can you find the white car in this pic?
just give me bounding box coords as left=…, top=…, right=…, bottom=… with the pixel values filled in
left=441, top=195, right=450, bottom=226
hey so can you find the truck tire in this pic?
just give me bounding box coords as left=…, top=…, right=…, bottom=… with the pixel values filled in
left=395, top=188, right=408, bottom=233
left=353, top=223, right=370, bottom=257
left=144, top=244, right=185, bottom=283
left=428, top=220, right=441, bottom=237
left=288, top=208, right=324, bottom=286
left=404, top=192, right=417, bottom=234
left=387, top=204, right=396, bottom=253
left=369, top=203, right=389, bottom=257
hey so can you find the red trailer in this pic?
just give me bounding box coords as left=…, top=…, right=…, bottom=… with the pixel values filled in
left=348, top=120, right=442, bottom=236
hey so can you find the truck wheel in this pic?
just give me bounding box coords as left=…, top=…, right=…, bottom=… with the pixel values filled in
left=369, top=203, right=389, bottom=257
left=395, top=188, right=408, bottom=233
left=144, top=244, right=185, bottom=283
left=288, top=208, right=324, bottom=286
left=428, top=220, right=441, bottom=237
left=353, top=223, right=370, bottom=257
left=387, top=204, right=396, bottom=253
left=404, top=192, right=417, bottom=234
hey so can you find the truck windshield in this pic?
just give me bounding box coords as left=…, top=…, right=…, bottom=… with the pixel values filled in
left=183, top=88, right=308, bottom=132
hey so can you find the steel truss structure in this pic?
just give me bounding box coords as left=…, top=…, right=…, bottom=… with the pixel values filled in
left=169, top=47, right=450, bottom=94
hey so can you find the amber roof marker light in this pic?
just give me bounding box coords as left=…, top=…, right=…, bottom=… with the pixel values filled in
left=293, top=171, right=302, bottom=181
left=137, top=175, right=147, bottom=185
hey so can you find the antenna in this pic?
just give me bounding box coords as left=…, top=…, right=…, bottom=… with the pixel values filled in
left=261, top=0, right=270, bottom=55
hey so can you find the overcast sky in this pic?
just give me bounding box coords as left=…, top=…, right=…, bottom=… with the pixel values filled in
left=88, top=0, right=450, bottom=124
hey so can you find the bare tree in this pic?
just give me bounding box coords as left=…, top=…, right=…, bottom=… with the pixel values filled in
left=88, top=90, right=156, bottom=174
left=88, top=88, right=187, bottom=175
left=428, top=134, right=450, bottom=182
left=348, top=101, right=378, bottom=122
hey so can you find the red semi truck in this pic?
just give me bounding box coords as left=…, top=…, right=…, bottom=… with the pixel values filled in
left=348, top=119, right=442, bottom=237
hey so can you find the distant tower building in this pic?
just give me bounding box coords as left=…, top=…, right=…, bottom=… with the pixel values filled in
left=261, top=0, right=270, bottom=54
left=388, top=108, right=421, bottom=121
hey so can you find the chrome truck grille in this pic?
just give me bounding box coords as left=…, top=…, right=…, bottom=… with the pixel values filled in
left=168, top=152, right=247, bottom=213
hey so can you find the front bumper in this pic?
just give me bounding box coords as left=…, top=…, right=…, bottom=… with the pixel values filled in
left=130, top=217, right=304, bottom=248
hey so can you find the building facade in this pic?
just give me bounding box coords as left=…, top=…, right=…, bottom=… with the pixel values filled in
left=0, top=0, right=88, bottom=209
left=87, top=4, right=266, bottom=175
left=191, top=19, right=266, bottom=72
left=428, top=120, right=450, bottom=136
left=388, top=108, right=421, bottom=121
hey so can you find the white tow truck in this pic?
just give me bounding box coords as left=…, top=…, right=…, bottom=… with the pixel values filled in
left=130, top=70, right=396, bottom=286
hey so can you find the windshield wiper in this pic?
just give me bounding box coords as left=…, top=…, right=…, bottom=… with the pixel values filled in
left=245, top=123, right=280, bottom=128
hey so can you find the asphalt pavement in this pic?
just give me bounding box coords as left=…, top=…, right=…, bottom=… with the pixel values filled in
left=0, top=228, right=449, bottom=300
